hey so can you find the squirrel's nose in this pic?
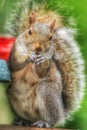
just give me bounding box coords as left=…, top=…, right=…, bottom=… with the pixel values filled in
left=35, top=47, right=42, bottom=52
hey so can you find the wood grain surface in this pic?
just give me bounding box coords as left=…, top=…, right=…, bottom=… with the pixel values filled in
left=0, top=125, right=74, bottom=130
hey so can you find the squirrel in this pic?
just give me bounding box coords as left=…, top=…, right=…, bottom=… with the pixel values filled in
left=6, top=0, right=85, bottom=128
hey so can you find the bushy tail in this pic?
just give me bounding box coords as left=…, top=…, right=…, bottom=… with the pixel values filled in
left=54, top=27, right=85, bottom=116
left=4, top=0, right=76, bottom=37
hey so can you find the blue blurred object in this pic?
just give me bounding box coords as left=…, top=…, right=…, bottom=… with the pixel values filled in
left=0, top=59, right=11, bottom=81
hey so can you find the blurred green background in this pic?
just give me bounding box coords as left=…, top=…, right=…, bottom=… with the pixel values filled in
left=0, top=0, right=87, bottom=130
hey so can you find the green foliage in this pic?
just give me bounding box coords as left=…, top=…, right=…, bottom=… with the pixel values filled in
left=0, top=83, right=15, bottom=124
left=45, top=0, right=77, bottom=28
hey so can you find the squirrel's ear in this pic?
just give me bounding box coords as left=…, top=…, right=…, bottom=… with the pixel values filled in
left=29, top=12, right=35, bottom=24
left=49, top=19, right=56, bottom=30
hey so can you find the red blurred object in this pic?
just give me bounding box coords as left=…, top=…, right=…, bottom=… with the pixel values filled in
left=0, top=37, right=15, bottom=61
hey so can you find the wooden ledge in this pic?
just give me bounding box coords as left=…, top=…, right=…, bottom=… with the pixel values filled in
left=0, top=125, right=74, bottom=130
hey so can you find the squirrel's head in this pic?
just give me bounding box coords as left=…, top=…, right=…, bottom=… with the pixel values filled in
left=24, top=12, right=56, bottom=54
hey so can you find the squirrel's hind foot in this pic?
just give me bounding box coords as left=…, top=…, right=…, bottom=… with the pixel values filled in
left=31, top=121, right=50, bottom=128
left=12, top=118, right=33, bottom=126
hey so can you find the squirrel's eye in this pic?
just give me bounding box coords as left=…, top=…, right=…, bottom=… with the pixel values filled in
left=49, top=36, right=52, bottom=41
left=28, top=29, right=32, bottom=35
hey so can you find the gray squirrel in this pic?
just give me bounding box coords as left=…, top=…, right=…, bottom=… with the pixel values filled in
left=5, top=0, right=85, bottom=128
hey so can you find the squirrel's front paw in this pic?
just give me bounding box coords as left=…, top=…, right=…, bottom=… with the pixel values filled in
left=35, top=54, right=45, bottom=65
left=29, top=52, right=37, bottom=63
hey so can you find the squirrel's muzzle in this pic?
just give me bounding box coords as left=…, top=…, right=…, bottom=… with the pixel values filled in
left=34, top=42, right=43, bottom=54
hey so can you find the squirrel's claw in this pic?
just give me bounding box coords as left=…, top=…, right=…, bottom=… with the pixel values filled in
left=29, top=52, right=37, bottom=63
left=35, top=55, right=45, bottom=65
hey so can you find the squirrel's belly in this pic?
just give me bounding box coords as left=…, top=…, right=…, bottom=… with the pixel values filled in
left=8, top=81, right=43, bottom=121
